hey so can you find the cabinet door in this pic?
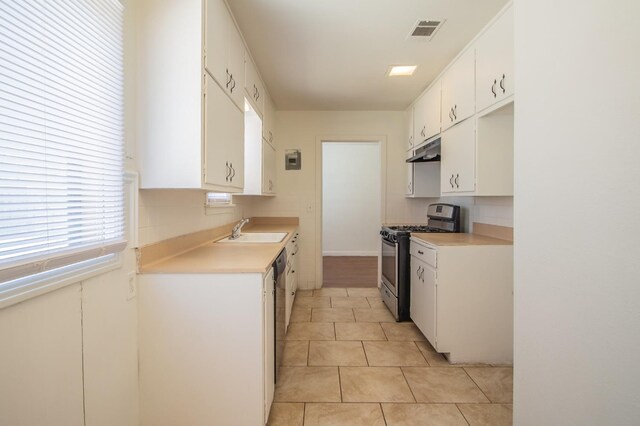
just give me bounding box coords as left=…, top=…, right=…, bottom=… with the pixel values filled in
left=204, top=74, right=244, bottom=190
left=262, top=140, right=276, bottom=194
left=413, top=93, right=428, bottom=145
left=422, top=263, right=437, bottom=348
left=227, top=17, right=246, bottom=110
left=204, top=75, right=230, bottom=187
left=204, top=0, right=229, bottom=88
left=263, top=91, right=275, bottom=145
left=263, top=268, right=275, bottom=422
left=441, top=118, right=476, bottom=193
left=227, top=104, right=245, bottom=190
left=476, top=5, right=514, bottom=112
left=405, top=152, right=414, bottom=196
left=424, top=81, right=441, bottom=140
left=410, top=255, right=426, bottom=333
left=441, top=48, right=475, bottom=131
left=245, top=54, right=265, bottom=116
left=406, top=106, right=414, bottom=151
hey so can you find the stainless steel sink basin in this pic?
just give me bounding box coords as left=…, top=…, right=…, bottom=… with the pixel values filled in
left=216, top=232, right=287, bottom=243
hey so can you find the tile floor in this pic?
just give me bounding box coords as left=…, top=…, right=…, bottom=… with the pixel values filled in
left=269, top=287, right=513, bottom=426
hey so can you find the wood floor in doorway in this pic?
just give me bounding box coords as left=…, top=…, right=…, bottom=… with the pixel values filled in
left=323, top=256, right=377, bottom=288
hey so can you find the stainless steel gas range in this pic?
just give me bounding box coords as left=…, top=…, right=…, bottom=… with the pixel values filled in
left=379, top=203, right=461, bottom=321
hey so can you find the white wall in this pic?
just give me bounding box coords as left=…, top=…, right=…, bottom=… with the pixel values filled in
left=514, top=0, right=640, bottom=424
left=322, top=142, right=381, bottom=256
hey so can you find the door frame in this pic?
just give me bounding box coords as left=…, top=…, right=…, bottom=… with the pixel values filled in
left=314, top=136, right=387, bottom=289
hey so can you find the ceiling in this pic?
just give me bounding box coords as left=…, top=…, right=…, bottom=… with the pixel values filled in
left=227, top=0, right=509, bottom=111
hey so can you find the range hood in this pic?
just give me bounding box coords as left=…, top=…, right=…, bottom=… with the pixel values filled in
left=406, top=136, right=441, bottom=163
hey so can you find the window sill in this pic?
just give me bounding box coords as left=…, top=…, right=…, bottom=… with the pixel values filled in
left=205, top=204, right=237, bottom=215
left=0, top=254, right=123, bottom=310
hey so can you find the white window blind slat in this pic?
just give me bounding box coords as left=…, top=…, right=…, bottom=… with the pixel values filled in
left=0, top=0, right=125, bottom=284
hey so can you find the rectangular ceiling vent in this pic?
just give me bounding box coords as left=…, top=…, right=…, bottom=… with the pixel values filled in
left=409, top=19, right=444, bottom=40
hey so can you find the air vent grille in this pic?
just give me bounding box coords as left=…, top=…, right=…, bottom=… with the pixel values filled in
left=409, top=19, right=443, bottom=40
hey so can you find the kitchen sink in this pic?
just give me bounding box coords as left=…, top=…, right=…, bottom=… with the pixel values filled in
left=216, top=232, right=287, bottom=243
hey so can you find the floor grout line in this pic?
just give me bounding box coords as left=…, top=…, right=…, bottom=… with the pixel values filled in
left=399, top=366, right=418, bottom=403
left=462, top=367, right=492, bottom=403
left=455, top=403, right=472, bottom=426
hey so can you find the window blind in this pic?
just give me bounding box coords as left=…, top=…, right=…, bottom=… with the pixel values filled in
left=0, top=0, right=126, bottom=283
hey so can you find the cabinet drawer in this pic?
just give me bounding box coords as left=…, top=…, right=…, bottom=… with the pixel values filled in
left=410, top=241, right=437, bottom=268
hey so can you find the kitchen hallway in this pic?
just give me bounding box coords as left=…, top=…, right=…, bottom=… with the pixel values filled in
left=269, top=288, right=513, bottom=425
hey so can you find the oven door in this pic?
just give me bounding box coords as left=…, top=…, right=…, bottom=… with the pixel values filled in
left=381, top=238, right=398, bottom=296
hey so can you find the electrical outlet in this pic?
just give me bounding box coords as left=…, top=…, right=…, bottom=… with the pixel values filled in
left=126, top=272, right=137, bottom=301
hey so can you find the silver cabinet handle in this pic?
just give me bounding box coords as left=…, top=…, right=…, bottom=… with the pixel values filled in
left=492, top=79, right=497, bottom=98
left=453, top=105, right=457, bottom=120
left=225, top=161, right=230, bottom=182
left=226, top=69, right=231, bottom=88
left=449, top=174, right=454, bottom=188
left=455, top=173, right=459, bottom=188
left=449, top=108, right=453, bottom=122
left=230, top=163, right=235, bottom=181
left=256, top=88, right=260, bottom=101
left=500, top=74, right=506, bottom=94
left=230, top=76, right=236, bottom=93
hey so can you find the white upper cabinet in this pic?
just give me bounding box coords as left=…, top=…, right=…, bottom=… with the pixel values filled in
left=475, top=4, right=514, bottom=112
left=262, top=141, right=276, bottom=194
left=263, top=90, right=276, bottom=146
left=204, top=0, right=245, bottom=110
left=204, top=74, right=244, bottom=191
left=441, top=48, right=475, bottom=131
left=414, top=82, right=441, bottom=145
left=137, top=0, right=256, bottom=190
left=440, top=118, right=476, bottom=194
left=245, top=53, right=265, bottom=116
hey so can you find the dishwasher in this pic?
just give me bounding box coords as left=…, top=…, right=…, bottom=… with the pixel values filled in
left=273, top=249, right=287, bottom=382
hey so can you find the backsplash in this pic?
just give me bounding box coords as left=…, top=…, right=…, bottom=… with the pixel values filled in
left=138, top=190, right=246, bottom=246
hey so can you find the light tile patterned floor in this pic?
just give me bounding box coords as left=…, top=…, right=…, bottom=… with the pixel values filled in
left=268, top=287, right=513, bottom=426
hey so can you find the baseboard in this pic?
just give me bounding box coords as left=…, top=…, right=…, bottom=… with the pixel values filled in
left=322, top=251, right=378, bottom=257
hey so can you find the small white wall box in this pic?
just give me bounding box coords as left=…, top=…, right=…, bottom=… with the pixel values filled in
left=285, top=149, right=301, bottom=170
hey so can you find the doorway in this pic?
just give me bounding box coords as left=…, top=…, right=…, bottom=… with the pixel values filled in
left=321, top=142, right=381, bottom=288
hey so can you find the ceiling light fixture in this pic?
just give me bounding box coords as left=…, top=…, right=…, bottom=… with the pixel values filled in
left=387, top=65, right=418, bottom=77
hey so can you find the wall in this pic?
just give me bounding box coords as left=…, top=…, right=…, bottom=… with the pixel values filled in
left=514, top=0, right=640, bottom=424
left=322, top=142, right=381, bottom=256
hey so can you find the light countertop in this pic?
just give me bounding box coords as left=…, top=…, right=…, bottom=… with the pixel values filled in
left=411, top=232, right=513, bottom=246
left=140, top=224, right=298, bottom=274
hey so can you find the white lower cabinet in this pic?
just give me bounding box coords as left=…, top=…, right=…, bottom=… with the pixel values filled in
left=138, top=271, right=274, bottom=425
left=263, top=268, right=275, bottom=421
left=409, top=238, right=513, bottom=364
left=285, top=232, right=299, bottom=330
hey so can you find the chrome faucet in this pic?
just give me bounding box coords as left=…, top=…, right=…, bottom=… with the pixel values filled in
left=230, top=218, right=250, bottom=240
